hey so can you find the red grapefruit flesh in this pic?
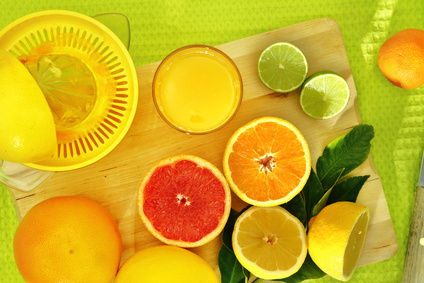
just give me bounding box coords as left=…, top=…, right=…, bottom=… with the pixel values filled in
left=137, top=155, right=231, bottom=247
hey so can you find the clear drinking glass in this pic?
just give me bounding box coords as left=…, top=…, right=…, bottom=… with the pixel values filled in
left=153, top=45, right=243, bottom=134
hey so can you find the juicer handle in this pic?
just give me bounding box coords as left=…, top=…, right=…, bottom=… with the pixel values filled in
left=92, top=13, right=131, bottom=50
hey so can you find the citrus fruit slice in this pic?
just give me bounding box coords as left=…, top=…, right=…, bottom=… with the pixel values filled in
left=299, top=71, right=350, bottom=119
left=137, top=155, right=231, bottom=247
left=115, top=245, right=219, bottom=283
left=232, top=206, right=307, bottom=280
left=308, top=201, right=370, bottom=281
left=223, top=116, right=311, bottom=207
left=258, top=42, right=308, bottom=93
left=13, top=196, right=122, bottom=283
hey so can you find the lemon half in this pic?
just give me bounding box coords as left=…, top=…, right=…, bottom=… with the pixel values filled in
left=232, top=206, right=307, bottom=280
left=308, top=201, right=370, bottom=281
left=0, top=50, right=56, bottom=163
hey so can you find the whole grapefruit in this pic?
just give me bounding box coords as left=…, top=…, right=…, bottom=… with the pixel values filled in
left=13, top=196, right=122, bottom=283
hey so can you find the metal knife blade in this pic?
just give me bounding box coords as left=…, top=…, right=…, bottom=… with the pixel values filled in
left=418, top=154, right=424, bottom=187
left=402, top=150, right=424, bottom=283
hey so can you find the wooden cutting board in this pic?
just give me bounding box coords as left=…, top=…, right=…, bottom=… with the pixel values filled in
left=9, top=18, right=398, bottom=278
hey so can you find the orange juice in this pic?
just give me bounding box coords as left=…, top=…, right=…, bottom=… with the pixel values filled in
left=153, top=45, right=242, bottom=134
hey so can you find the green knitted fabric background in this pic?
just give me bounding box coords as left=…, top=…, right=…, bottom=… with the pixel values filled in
left=1, top=0, right=423, bottom=282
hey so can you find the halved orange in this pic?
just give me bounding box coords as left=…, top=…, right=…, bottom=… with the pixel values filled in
left=223, top=117, right=311, bottom=207
left=137, top=155, right=231, bottom=247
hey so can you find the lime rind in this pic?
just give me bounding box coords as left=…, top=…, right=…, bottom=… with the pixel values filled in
left=299, top=72, right=350, bottom=119
left=258, top=42, right=308, bottom=93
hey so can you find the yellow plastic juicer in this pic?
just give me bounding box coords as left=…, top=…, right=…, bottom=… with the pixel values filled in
left=0, top=10, right=139, bottom=171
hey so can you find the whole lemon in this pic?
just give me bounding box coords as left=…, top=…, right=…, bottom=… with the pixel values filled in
left=13, top=196, right=122, bottom=283
left=0, top=50, right=56, bottom=163
left=115, top=245, right=219, bottom=283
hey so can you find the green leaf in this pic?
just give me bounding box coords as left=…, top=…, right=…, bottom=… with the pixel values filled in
left=218, top=209, right=250, bottom=283
left=270, top=254, right=326, bottom=282
left=282, top=193, right=307, bottom=226
left=222, top=209, right=241, bottom=251
left=302, top=169, right=324, bottom=221
left=312, top=185, right=333, bottom=217
left=242, top=267, right=251, bottom=282
left=312, top=169, right=344, bottom=217
left=323, top=168, right=345, bottom=191
left=218, top=245, right=250, bottom=283
left=219, top=208, right=251, bottom=283
left=327, top=175, right=370, bottom=204
left=316, top=124, right=374, bottom=188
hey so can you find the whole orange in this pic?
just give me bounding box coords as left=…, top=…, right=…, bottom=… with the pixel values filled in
left=13, top=196, right=122, bottom=283
left=378, top=28, right=424, bottom=89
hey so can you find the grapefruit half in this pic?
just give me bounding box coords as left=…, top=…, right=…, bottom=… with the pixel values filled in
left=137, top=155, right=231, bottom=247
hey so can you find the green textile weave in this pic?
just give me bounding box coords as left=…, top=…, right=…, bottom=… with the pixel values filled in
left=1, top=0, right=423, bottom=282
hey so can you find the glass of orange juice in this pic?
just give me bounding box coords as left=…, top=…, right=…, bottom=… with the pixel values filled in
left=153, top=45, right=243, bottom=134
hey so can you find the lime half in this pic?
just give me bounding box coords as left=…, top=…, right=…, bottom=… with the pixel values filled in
left=300, top=71, right=350, bottom=119
left=258, top=42, right=308, bottom=93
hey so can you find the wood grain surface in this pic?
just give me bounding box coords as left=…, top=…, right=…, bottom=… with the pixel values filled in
left=9, top=18, right=398, bottom=278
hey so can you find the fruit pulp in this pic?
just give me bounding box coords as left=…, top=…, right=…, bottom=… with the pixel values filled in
left=299, top=71, right=350, bottom=120
left=21, top=52, right=97, bottom=130
left=153, top=45, right=242, bottom=134
left=138, top=155, right=232, bottom=247
left=258, top=42, right=308, bottom=93
left=16, top=35, right=117, bottom=140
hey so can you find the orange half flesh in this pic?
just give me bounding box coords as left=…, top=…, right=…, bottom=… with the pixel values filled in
left=223, top=117, right=311, bottom=207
